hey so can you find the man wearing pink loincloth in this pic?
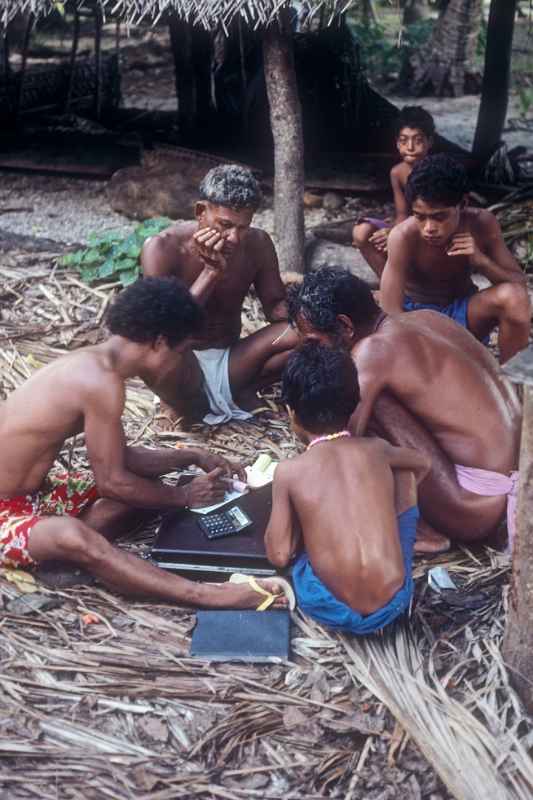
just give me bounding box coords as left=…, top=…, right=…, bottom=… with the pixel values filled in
left=289, top=268, right=521, bottom=553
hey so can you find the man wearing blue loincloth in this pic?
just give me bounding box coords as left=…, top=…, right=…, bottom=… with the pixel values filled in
left=265, top=341, right=429, bottom=635
left=380, top=154, right=530, bottom=363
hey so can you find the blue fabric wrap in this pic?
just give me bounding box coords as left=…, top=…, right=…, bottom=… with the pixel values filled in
left=403, top=286, right=489, bottom=343
left=292, top=506, right=419, bottom=635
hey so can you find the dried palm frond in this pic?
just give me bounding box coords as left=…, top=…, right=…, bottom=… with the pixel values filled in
left=1, top=0, right=357, bottom=32
left=341, top=622, right=533, bottom=800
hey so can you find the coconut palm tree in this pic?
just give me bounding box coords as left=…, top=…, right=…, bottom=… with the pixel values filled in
left=473, top=0, right=519, bottom=160
left=402, top=0, right=483, bottom=96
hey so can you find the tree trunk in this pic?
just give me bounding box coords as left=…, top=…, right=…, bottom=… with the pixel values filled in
left=503, top=385, right=533, bottom=715
left=361, top=0, right=379, bottom=26
left=263, top=10, right=305, bottom=274
left=404, top=0, right=482, bottom=96
left=472, top=0, right=517, bottom=161
left=402, top=0, right=431, bottom=25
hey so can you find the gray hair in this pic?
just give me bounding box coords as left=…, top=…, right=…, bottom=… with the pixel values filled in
left=198, top=164, right=262, bottom=211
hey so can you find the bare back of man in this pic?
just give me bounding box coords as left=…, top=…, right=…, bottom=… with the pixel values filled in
left=353, top=310, right=521, bottom=541
left=265, top=341, right=430, bottom=632
left=290, top=267, right=521, bottom=550
left=0, top=348, right=114, bottom=496
left=271, top=439, right=417, bottom=613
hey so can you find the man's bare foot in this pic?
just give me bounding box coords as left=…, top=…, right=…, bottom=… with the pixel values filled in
left=414, top=518, right=451, bottom=555
left=221, top=578, right=289, bottom=610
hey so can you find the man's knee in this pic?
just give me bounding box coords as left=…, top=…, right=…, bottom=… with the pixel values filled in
left=54, top=520, right=109, bottom=567
left=352, top=223, right=372, bottom=248
left=494, top=282, right=531, bottom=324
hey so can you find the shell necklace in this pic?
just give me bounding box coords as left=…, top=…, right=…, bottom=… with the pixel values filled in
left=306, top=430, right=351, bottom=451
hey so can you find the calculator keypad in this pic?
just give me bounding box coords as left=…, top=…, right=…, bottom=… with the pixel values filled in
left=198, top=506, right=252, bottom=539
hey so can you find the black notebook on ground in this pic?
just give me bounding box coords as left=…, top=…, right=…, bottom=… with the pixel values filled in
left=190, top=609, right=290, bottom=662
left=151, top=483, right=276, bottom=580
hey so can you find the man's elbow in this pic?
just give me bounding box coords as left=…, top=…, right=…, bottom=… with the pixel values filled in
left=265, top=537, right=292, bottom=568
left=140, top=238, right=156, bottom=275
left=268, top=549, right=291, bottom=568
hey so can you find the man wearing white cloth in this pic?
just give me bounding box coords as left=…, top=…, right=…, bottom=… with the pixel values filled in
left=142, top=164, right=297, bottom=427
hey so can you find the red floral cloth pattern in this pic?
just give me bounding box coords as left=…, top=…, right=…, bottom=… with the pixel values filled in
left=0, top=471, right=98, bottom=568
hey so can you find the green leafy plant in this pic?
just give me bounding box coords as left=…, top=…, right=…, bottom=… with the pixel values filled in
left=60, top=217, right=172, bottom=287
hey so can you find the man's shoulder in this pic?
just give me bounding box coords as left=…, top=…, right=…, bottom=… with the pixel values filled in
left=388, top=217, right=417, bottom=246
left=353, top=330, right=396, bottom=370
left=390, top=161, right=409, bottom=183
left=68, top=349, right=124, bottom=399
left=275, top=453, right=309, bottom=487
left=275, top=455, right=299, bottom=477
left=148, top=220, right=196, bottom=247
left=247, top=225, right=275, bottom=249
left=465, top=206, right=500, bottom=235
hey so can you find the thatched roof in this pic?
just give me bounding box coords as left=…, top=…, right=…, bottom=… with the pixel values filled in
left=2, top=0, right=357, bottom=32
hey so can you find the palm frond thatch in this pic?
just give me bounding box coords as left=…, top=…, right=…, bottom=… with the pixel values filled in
left=341, top=623, right=533, bottom=800
left=1, top=0, right=358, bottom=32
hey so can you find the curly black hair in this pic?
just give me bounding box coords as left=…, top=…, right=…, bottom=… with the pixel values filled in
left=405, top=154, right=469, bottom=208
left=106, top=277, right=205, bottom=347
left=395, top=105, right=435, bottom=139
left=287, top=268, right=379, bottom=333
left=282, top=341, right=359, bottom=434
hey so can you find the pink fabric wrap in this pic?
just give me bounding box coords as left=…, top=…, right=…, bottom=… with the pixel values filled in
left=455, top=464, right=518, bottom=552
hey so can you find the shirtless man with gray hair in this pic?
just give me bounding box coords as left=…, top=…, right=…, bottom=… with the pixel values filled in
left=142, top=164, right=297, bottom=427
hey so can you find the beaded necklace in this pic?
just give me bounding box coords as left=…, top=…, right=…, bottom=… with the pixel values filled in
left=306, top=430, right=351, bottom=451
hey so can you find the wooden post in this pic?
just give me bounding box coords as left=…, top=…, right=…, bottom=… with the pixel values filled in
left=94, top=5, right=103, bottom=120
left=263, top=9, right=305, bottom=274
left=64, top=6, right=80, bottom=112
left=168, top=14, right=195, bottom=142
left=1, top=29, right=10, bottom=79
left=191, top=26, right=213, bottom=140
left=15, top=12, right=34, bottom=120
left=472, top=0, right=518, bottom=161
left=503, top=347, right=533, bottom=715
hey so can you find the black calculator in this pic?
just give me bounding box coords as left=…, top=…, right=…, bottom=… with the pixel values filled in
left=198, top=505, right=253, bottom=540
